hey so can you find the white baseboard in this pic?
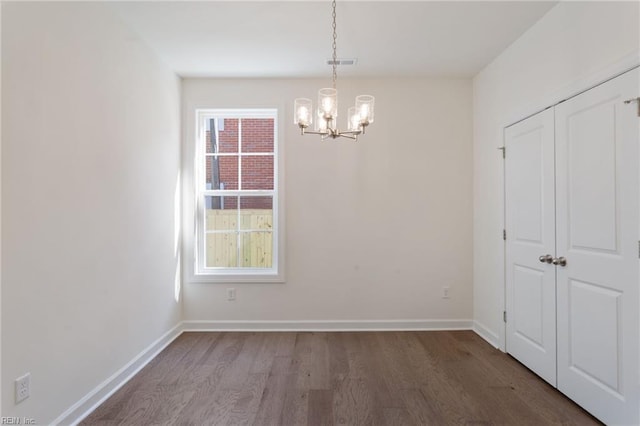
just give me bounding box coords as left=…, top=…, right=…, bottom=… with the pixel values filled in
left=53, top=322, right=184, bottom=426
left=182, top=319, right=473, bottom=332
left=472, top=320, right=501, bottom=349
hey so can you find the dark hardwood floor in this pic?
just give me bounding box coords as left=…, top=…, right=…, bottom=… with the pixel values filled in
left=81, top=331, right=600, bottom=425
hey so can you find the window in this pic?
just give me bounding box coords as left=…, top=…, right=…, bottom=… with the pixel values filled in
left=192, top=109, right=281, bottom=281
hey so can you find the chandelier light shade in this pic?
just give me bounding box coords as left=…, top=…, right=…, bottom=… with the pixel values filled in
left=294, top=98, right=312, bottom=127
left=355, top=95, right=375, bottom=125
left=294, top=0, right=375, bottom=140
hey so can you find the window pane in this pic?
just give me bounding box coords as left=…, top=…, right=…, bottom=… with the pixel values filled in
left=208, top=155, right=238, bottom=190
left=240, top=231, right=273, bottom=268
left=239, top=197, right=273, bottom=230
left=205, top=195, right=239, bottom=268
left=206, top=118, right=238, bottom=154
left=218, top=118, right=239, bottom=153
left=206, top=232, right=238, bottom=267
left=241, top=155, right=274, bottom=190
left=205, top=156, right=220, bottom=190
left=238, top=197, right=273, bottom=267
left=205, top=196, right=238, bottom=219
left=241, top=118, right=274, bottom=153
left=205, top=120, right=216, bottom=154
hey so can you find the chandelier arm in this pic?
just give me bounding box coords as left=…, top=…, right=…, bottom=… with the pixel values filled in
left=337, top=133, right=357, bottom=140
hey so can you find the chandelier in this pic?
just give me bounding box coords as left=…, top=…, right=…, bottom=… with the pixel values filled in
left=294, top=0, right=375, bottom=140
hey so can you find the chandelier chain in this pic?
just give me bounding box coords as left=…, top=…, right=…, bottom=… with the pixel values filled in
left=331, top=0, right=337, bottom=89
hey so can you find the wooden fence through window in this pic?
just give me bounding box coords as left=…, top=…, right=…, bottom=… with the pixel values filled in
left=206, top=209, right=273, bottom=268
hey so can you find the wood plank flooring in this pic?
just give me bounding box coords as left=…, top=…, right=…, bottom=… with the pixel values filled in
left=81, top=331, right=601, bottom=425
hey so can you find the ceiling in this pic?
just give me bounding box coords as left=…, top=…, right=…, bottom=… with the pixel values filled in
left=111, top=1, right=557, bottom=79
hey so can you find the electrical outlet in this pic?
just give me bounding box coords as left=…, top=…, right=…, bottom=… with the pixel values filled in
left=15, top=373, right=30, bottom=403
left=227, top=288, right=236, bottom=301
left=442, top=287, right=451, bottom=299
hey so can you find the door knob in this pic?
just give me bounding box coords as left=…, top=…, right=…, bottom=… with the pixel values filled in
left=539, top=254, right=553, bottom=263
left=552, top=256, right=567, bottom=267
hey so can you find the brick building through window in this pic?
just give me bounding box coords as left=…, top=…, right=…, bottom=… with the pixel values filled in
left=205, top=118, right=274, bottom=209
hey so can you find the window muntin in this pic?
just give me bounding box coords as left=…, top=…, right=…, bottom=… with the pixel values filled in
left=196, top=109, right=278, bottom=277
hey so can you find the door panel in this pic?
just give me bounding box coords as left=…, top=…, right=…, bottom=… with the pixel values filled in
left=567, top=100, right=618, bottom=252
left=555, top=68, right=639, bottom=425
left=505, top=107, right=557, bottom=386
left=568, top=279, right=621, bottom=392
left=513, top=265, right=546, bottom=349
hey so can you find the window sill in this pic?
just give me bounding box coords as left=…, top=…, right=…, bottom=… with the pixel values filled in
left=189, top=271, right=285, bottom=284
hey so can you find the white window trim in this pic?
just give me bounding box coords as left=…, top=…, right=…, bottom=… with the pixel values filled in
left=185, top=108, right=285, bottom=283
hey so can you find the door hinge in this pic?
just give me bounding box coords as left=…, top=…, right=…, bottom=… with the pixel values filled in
left=503, top=229, right=506, bottom=240
left=503, top=311, right=507, bottom=323
left=624, top=97, right=640, bottom=117
left=638, top=240, right=640, bottom=259
left=497, top=146, right=505, bottom=158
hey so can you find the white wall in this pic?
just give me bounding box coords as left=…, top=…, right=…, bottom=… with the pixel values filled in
left=473, top=1, right=640, bottom=348
left=182, top=77, right=473, bottom=325
left=1, top=3, right=181, bottom=422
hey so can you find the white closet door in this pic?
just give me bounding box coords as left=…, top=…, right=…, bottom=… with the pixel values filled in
left=555, top=68, right=639, bottom=425
left=505, top=107, right=557, bottom=386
